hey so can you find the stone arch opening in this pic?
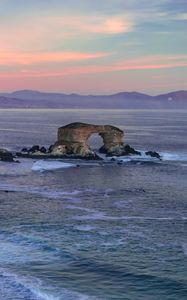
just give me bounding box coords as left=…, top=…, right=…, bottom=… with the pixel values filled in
left=86, top=133, right=104, bottom=151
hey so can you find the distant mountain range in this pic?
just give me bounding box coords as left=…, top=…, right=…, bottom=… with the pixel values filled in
left=0, top=90, right=187, bottom=109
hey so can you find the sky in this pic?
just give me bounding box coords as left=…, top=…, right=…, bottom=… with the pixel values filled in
left=0, top=0, right=187, bottom=95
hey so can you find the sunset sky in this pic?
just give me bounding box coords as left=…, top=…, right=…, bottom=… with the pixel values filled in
left=0, top=0, right=187, bottom=94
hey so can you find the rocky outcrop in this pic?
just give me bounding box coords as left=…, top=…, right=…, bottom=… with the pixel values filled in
left=15, top=122, right=161, bottom=160
left=51, top=122, right=124, bottom=158
left=0, top=148, right=17, bottom=162
left=23, top=145, right=47, bottom=154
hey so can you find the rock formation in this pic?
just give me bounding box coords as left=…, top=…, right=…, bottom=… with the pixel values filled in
left=15, top=122, right=161, bottom=160
left=51, top=122, right=124, bottom=158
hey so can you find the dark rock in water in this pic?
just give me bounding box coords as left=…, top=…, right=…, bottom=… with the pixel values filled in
left=85, top=153, right=102, bottom=160
left=40, top=146, right=47, bottom=153
left=110, top=157, right=116, bottom=161
left=122, top=144, right=141, bottom=156
left=106, top=144, right=141, bottom=157
left=0, top=148, right=15, bottom=162
left=29, top=145, right=40, bottom=153
left=145, top=151, right=161, bottom=160
left=25, top=145, right=47, bottom=155
left=20, top=145, right=48, bottom=156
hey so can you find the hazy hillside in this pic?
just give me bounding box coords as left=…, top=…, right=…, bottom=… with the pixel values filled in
left=0, top=90, right=187, bottom=109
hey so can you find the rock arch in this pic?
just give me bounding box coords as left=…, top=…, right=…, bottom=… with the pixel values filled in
left=86, top=132, right=104, bottom=150
left=52, top=122, right=124, bottom=157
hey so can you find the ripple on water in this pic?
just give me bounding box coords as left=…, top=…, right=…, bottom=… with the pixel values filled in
left=74, top=225, right=96, bottom=232
left=182, top=243, right=187, bottom=256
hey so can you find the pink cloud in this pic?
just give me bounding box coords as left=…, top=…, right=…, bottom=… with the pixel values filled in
left=45, top=14, right=133, bottom=35
left=0, top=51, right=110, bottom=65
left=70, top=15, right=132, bottom=35
left=0, top=55, right=187, bottom=87
left=0, top=14, right=133, bottom=52
left=1, top=56, right=186, bottom=78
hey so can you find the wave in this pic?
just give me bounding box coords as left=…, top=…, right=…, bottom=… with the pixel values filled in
left=0, top=183, right=115, bottom=200
left=0, top=268, right=100, bottom=300
left=31, top=160, right=77, bottom=172
left=72, top=212, right=186, bottom=221
left=64, top=204, right=97, bottom=213
left=0, top=182, right=83, bottom=199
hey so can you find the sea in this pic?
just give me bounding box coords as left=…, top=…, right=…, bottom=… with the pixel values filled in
left=0, top=109, right=186, bottom=300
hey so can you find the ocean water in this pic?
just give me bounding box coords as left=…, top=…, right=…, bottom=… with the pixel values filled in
left=0, top=109, right=187, bottom=300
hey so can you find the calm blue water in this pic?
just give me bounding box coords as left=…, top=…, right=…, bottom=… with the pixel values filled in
left=0, top=109, right=187, bottom=300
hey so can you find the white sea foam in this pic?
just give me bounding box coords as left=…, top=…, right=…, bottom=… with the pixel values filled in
left=109, top=151, right=187, bottom=164
left=31, top=160, right=76, bottom=172
left=109, top=152, right=160, bottom=163
left=160, top=152, right=187, bottom=161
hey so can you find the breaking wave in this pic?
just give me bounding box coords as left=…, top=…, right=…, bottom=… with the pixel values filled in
left=31, top=160, right=77, bottom=172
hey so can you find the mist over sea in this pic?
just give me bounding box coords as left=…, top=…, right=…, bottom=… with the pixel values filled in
left=0, top=109, right=187, bottom=300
